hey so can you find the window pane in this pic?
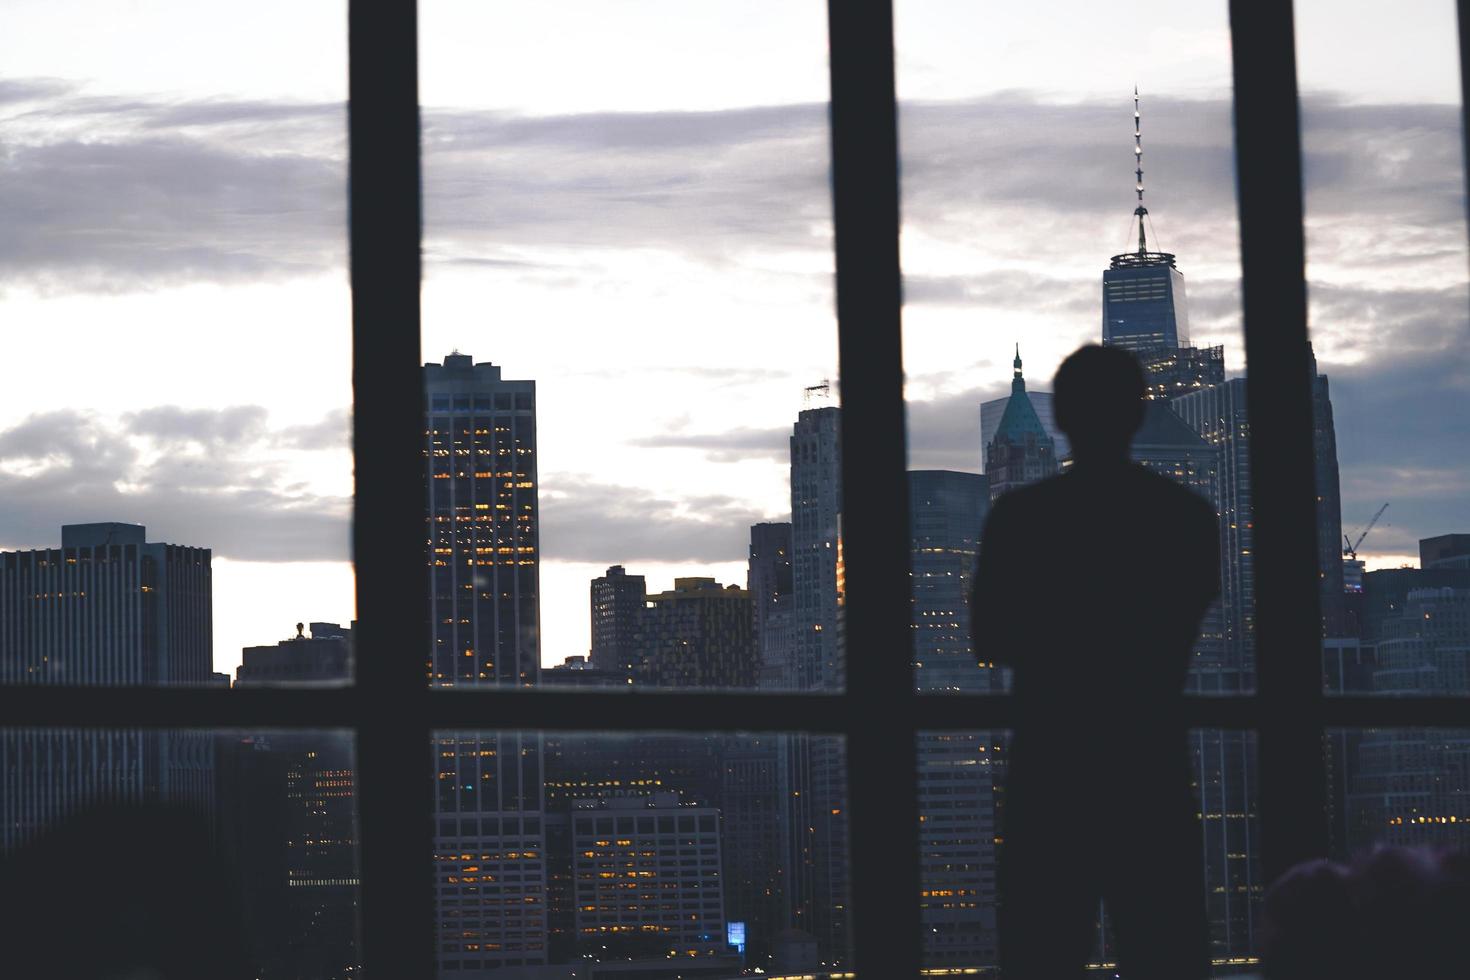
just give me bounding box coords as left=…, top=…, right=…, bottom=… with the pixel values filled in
left=431, top=731, right=850, bottom=975
left=1328, top=727, right=1470, bottom=857
left=0, top=728, right=360, bottom=977
left=0, top=3, right=354, bottom=686
left=418, top=1, right=841, bottom=694
left=1293, top=0, right=1470, bottom=693
left=894, top=1, right=1256, bottom=698
left=918, top=728, right=1261, bottom=976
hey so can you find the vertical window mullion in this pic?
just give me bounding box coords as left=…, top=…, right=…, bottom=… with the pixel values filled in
left=826, top=1, right=922, bottom=976
left=1227, top=0, right=1330, bottom=881
left=1458, top=0, right=1470, bottom=282
left=349, top=1, right=436, bottom=976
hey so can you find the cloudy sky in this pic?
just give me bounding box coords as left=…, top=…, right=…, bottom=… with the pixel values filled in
left=1, top=0, right=1465, bottom=676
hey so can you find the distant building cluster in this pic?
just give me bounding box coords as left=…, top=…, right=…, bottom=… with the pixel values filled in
left=3, top=109, right=1467, bottom=980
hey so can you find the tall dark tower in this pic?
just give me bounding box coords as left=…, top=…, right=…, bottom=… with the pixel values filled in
left=909, top=471, right=999, bottom=967
left=1102, top=90, right=1191, bottom=354
left=785, top=392, right=849, bottom=964
left=424, top=353, right=547, bottom=972
left=589, top=565, right=645, bottom=678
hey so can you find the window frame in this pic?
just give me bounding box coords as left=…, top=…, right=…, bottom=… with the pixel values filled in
left=3, top=1, right=1470, bottom=976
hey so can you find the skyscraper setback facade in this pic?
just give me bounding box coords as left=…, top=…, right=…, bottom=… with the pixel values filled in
left=424, top=353, right=548, bottom=972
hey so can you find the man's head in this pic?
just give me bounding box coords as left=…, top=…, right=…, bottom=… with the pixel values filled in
left=1054, top=344, right=1146, bottom=462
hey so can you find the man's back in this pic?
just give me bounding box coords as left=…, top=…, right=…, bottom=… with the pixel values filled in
left=974, top=460, right=1219, bottom=715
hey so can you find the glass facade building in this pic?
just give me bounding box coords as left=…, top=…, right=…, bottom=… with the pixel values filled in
left=424, top=353, right=548, bottom=972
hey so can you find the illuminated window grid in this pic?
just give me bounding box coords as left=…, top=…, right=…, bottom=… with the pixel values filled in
left=3, top=3, right=1470, bottom=978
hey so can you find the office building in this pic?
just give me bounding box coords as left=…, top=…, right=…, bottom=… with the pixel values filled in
left=788, top=401, right=850, bottom=963
left=590, top=565, right=646, bottom=678
left=424, top=352, right=547, bottom=972
left=1310, top=350, right=1348, bottom=637
left=1172, top=379, right=1255, bottom=682
left=227, top=623, right=358, bottom=980
left=0, top=522, right=212, bottom=854
left=543, top=733, right=724, bottom=963
left=1137, top=344, right=1225, bottom=402
left=791, top=405, right=843, bottom=692
left=908, top=471, right=998, bottom=967
left=236, top=621, right=353, bottom=685
left=749, top=523, right=796, bottom=691
left=1102, top=245, right=1191, bottom=353
left=540, top=655, right=628, bottom=689
left=638, top=578, right=756, bottom=689
left=910, top=471, right=991, bottom=693
left=1422, top=534, right=1470, bottom=571
left=985, top=348, right=1059, bottom=500
left=571, top=795, right=728, bottom=958
left=1346, top=585, right=1470, bottom=854
left=720, top=733, right=785, bottom=966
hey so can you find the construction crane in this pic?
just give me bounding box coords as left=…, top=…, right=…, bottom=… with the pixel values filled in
left=1343, top=502, right=1389, bottom=560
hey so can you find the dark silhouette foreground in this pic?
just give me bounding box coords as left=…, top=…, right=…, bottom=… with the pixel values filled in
left=974, top=345, right=1219, bottom=979
left=1263, top=847, right=1470, bottom=980
left=0, top=802, right=249, bottom=979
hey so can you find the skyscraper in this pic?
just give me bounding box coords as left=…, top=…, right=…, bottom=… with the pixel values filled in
left=908, top=471, right=998, bottom=967
left=0, top=522, right=213, bottom=853
left=571, top=795, right=730, bottom=959
left=910, top=471, right=992, bottom=693
left=638, top=578, right=756, bottom=689
left=1172, top=379, right=1255, bottom=684
left=228, top=623, right=358, bottom=979
left=787, top=399, right=849, bottom=964
left=984, top=348, right=1059, bottom=500
left=1101, top=91, right=1190, bottom=354
left=589, top=564, right=646, bottom=679
left=1136, top=343, right=1225, bottom=401
left=791, top=404, right=842, bottom=692
left=749, top=522, right=795, bottom=690
left=424, top=353, right=547, bottom=972
left=1310, top=348, right=1347, bottom=637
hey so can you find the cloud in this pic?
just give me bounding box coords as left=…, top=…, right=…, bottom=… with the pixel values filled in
left=905, top=387, right=999, bottom=472
left=903, top=271, right=1095, bottom=313
left=2, top=79, right=1465, bottom=314
left=628, top=426, right=788, bottom=463
left=275, top=408, right=351, bottom=451
left=540, top=475, right=772, bottom=563
left=0, top=78, right=1464, bottom=565
left=1327, top=343, right=1470, bottom=557
left=0, top=407, right=349, bottom=561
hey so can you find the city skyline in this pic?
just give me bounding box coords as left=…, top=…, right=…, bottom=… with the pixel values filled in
left=1, top=0, right=1467, bottom=674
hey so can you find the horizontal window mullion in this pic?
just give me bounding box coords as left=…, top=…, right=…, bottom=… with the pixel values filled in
left=4, top=688, right=1469, bottom=730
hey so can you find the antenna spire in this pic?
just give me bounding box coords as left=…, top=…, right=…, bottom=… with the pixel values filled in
left=1133, top=86, right=1149, bottom=254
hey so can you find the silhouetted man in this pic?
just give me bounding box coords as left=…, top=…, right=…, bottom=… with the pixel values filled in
left=973, top=344, right=1219, bottom=980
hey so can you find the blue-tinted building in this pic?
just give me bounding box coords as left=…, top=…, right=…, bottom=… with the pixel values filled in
left=984, top=349, right=1059, bottom=501
left=1102, top=252, right=1190, bottom=353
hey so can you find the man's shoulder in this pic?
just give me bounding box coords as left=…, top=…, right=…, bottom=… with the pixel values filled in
left=986, top=476, right=1063, bottom=521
